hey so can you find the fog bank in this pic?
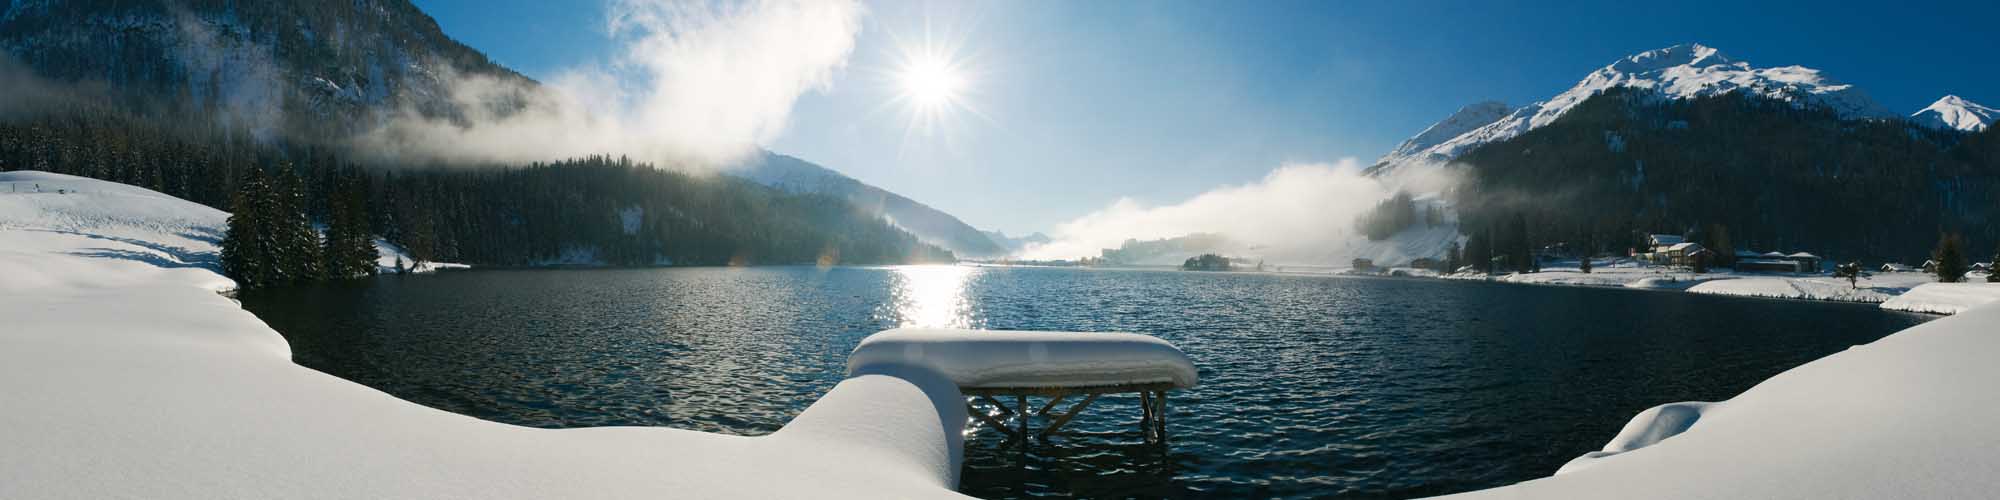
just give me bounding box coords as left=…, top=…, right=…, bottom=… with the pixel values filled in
left=1019, top=159, right=1462, bottom=265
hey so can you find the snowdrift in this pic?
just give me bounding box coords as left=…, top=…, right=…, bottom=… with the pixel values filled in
left=1879, top=282, right=2000, bottom=315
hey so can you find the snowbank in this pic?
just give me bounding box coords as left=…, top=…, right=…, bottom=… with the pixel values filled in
left=1440, top=301, right=2000, bottom=499
left=1435, top=261, right=1954, bottom=308
left=848, top=328, right=1198, bottom=390
left=1879, top=282, right=2000, bottom=315
left=1685, top=274, right=1926, bottom=303
left=0, top=171, right=969, bottom=499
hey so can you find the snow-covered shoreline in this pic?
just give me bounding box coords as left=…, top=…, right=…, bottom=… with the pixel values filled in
left=1416, top=259, right=1998, bottom=315
left=11, top=170, right=2000, bottom=499
left=0, top=171, right=970, bottom=499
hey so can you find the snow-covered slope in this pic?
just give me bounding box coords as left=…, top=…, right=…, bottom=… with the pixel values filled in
left=0, top=171, right=458, bottom=276
left=0, top=170, right=970, bottom=499
left=1371, top=101, right=1513, bottom=169
left=739, top=152, right=1005, bottom=258
left=1374, top=43, right=1893, bottom=173
left=1911, top=95, right=1998, bottom=132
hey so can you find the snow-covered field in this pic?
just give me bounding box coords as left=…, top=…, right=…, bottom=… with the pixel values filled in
left=0, top=171, right=969, bottom=499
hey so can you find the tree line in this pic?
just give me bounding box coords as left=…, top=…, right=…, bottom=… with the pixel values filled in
left=0, top=102, right=955, bottom=288
left=1449, top=87, right=2000, bottom=269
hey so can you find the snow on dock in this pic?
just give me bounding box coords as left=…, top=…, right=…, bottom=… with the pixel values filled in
left=849, top=328, right=1199, bottom=442
left=0, top=172, right=971, bottom=499
left=848, top=328, right=1199, bottom=390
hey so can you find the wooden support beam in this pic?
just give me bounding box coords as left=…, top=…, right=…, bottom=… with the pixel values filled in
left=1038, top=393, right=1100, bottom=439
left=1017, top=395, right=1029, bottom=439
left=1035, top=395, right=1067, bottom=417
left=980, top=396, right=1016, bottom=416
left=967, top=402, right=1021, bottom=440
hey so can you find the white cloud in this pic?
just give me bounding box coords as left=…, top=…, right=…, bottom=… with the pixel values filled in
left=353, top=0, right=865, bottom=168
left=1020, top=159, right=1462, bottom=263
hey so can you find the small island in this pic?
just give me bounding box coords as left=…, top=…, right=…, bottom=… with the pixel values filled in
left=1182, top=254, right=1232, bottom=271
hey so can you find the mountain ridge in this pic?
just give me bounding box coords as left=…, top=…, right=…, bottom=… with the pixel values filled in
left=740, top=152, right=1005, bottom=258
left=1373, top=43, right=1897, bottom=174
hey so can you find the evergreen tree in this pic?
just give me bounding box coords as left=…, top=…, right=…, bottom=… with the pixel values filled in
left=1444, top=241, right=1462, bottom=273
left=1933, top=233, right=1967, bottom=283
left=1579, top=235, right=1593, bottom=274
left=321, top=168, right=377, bottom=279
left=219, top=168, right=273, bottom=288
left=1707, top=224, right=1734, bottom=269
left=1510, top=213, right=1533, bottom=273
left=1465, top=229, right=1493, bottom=273
left=1990, top=243, right=2000, bottom=283
left=270, top=165, right=322, bottom=283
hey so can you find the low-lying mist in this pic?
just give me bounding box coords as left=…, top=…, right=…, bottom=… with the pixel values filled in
left=1019, top=159, right=1462, bottom=265
left=352, top=0, right=865, bottom=169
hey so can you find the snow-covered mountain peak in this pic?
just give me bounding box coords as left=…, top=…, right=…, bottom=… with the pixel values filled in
left=1371, top=101, right=1513, bottom=169
left=1608, top=43, right=1735, bottom=73
left=1911, top=95, right=1997, bottom=132
left=1372, top=43, right=1895, bottom=174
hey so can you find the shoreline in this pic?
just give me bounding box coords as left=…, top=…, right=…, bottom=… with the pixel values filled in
left=10, top=170, right=2000, bottom=499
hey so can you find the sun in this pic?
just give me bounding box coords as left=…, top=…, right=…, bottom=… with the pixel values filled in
left=877, top=17, right=988, bottom=142
left=899, top=55, right=964, bottom=109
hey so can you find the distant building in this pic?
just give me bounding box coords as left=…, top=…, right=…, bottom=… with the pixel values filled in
left=1783, top=252, right=1822, bottom=273
left=1739, top=259, right=1808, bottom=273
left=1663, top=242, right=1710, bottom=267
left=1881, top=263, right=1917, bottom=273
left=1726, top=249, right=1824, bottom=273
left=1637, top=235, right=1686, bottom=265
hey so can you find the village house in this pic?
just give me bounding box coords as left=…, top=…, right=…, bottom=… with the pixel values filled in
left=1731, top=250, right=1823, bottom=273
left=1662, top=242, right=1711, bottom=267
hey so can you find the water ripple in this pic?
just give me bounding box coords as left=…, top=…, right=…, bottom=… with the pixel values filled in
left=241, top=266, right=1929, bottom=499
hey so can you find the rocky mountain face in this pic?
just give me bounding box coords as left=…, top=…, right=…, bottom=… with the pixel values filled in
left=0, top=0, right=530, bottom=140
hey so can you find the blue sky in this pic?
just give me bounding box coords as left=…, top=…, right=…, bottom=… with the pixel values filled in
left=414, top=0, right=2000, bottom=235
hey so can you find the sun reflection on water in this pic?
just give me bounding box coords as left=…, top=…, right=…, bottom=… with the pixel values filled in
left=888, top=265, right=978, bottom=328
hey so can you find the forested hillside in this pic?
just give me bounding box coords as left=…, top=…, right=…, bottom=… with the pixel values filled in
left=1451, top=87, right=2000, bottom=264
left=0, top=103, right=954, bottom=272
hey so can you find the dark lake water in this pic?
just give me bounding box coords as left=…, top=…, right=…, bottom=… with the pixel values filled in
left=240, top=265, right=1931, bottom=498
